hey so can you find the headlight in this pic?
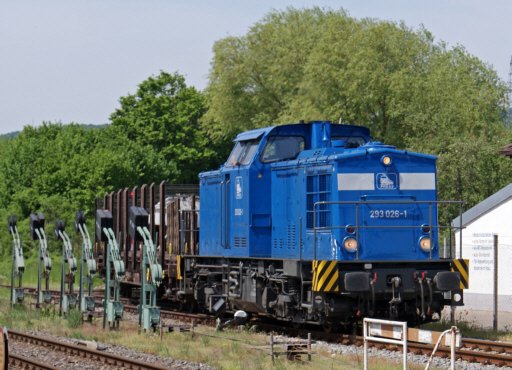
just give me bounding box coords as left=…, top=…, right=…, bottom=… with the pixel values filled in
left=381, top=155, right=392, bottom=166
left=421, top=224, right=431, bottom=233
left=419, top=236, right=431, bottom=252
left=343, top=237, right=358, bottom=253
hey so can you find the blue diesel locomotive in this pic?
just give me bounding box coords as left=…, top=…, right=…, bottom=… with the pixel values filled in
left=179, top=120, right=465, bottom=328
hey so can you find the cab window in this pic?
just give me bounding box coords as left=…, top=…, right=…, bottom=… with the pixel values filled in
left=261, top=136, right=305, bottom=163
left=332, top=136, right=367, bottom=148
left=226, top=139, right=260, bottom=167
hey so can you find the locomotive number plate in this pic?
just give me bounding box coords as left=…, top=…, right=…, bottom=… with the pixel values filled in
left=369, top=209, right=408, bottom=219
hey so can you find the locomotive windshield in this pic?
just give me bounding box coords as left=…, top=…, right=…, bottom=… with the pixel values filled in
left=261, top=136, right=305, bottom=163
left=226, top=139, right=260, bottom=167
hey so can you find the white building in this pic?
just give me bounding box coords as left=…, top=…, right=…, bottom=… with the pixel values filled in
left=452, top=184, right=512, bottom=311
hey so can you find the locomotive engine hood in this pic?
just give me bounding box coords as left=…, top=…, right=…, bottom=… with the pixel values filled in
left=271, top=129, right=439, bottom=262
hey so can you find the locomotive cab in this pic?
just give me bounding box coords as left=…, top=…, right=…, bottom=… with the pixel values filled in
left=199, top=122, right=371, bottom=258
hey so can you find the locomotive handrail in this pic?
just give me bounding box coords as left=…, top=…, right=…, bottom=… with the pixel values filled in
left=225, top=178, right=230, bottom=248
left=220, top=178, right=230, bottom=249
left=220, top=179, right=224, bottom=248
left=312, top=200, right=464, bottom=261
left=313, top=200, right=464, bottom=205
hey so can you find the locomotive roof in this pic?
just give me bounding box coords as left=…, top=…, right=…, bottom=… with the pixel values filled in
left=233, top=122, right=371, bottom=142
left=270, top=144, right=437, bottom=169
left=234, top=126, right=275, bottom=141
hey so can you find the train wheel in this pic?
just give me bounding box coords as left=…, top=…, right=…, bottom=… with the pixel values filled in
left=322, top=321, right=339, bottom=333
left=291, top=321, right=303, bottom=330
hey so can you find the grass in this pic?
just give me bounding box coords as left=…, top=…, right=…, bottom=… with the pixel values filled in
left=0, top=291, right=436, bottom=370
left=421, top=310, right=512, bottom=342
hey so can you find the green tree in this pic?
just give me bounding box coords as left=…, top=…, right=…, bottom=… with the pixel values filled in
left=0, top=122, right=151, bottom=229
left=0, top=123, right=140, bottom=254
left=110, top=71, right=219, bottom=183
left=204, top=8, right=340, bottom=142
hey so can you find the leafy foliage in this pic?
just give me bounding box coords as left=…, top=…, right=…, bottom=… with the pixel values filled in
left=110, top=71, right=219, bottom=183
left=0, top=123, right=143, bottom=255
left=0, top=72, right=223, bottom=256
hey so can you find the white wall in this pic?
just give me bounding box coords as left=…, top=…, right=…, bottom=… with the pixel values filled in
left=454, top=197, right=512, bottom=311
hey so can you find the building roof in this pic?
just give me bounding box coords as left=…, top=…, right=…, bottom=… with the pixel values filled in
left=452, top=183, right=512, bottom=227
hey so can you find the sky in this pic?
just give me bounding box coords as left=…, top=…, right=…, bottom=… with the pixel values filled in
left=1, top=0, right=511, bottom=134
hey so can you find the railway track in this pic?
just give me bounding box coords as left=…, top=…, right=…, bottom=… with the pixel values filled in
left=8, top=352, right=58, bottom=370
left=363, top=336, right=512, bottom=367
left=4, top=284, right=512, bottom=367
left=252, top=321, right=512, bottom=367
left=8, top=329, right=171, bottom=370
left=458, top=338, right=512, bottom=366
left=123, top=303, right=216, bottom=326
left=146, top=306, right=512, bottom=367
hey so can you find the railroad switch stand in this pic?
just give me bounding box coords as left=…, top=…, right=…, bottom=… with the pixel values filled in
left=75, top=211, right=97, bottom=320
left=30, top=213, right=53, bottom=308
left=9, top=215, right=25, bottom=306
left=96, top=209, right=125, bottom=330
left=55, top=220, right=78, bottom=315
left=129, top=206, right=163, bottom=332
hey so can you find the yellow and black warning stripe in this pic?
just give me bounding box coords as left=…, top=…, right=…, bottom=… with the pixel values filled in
left=312, top=260, right=340, bottom=292
left=451, top=258, right=469, bottom=289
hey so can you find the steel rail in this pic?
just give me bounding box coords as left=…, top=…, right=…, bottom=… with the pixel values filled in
left=355, top=334, right=512, bottom=367
left=9, top=329, right=171, bottom=370
left=8, top=353, right=58, bottom=370
left=462, top=337, right=512, bottom=354
left=123, top=304, right=216, bottom=325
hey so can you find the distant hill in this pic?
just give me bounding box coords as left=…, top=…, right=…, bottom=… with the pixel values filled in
left=0, top=123, right=108, bottom=140
left=81, top=123, right=109, bottom=130
left=0, top=131, right=19, bottom=140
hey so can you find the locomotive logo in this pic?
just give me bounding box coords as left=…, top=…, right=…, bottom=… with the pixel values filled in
left=235, top=176, right=243, bottom=199
left=376, top=173, right=397, bottom=190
